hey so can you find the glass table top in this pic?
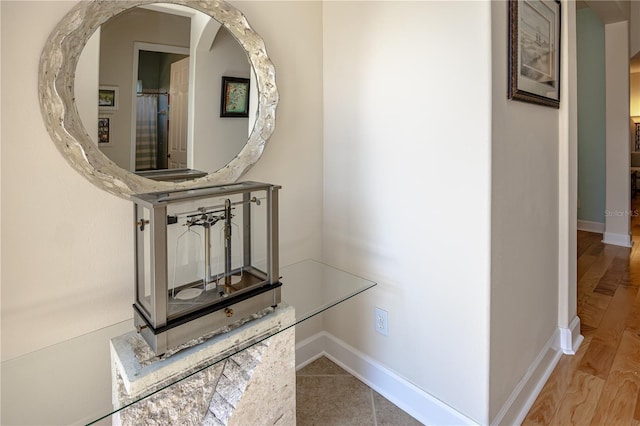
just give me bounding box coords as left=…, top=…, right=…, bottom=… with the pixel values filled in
left=1, top=259, right=376, bottom=425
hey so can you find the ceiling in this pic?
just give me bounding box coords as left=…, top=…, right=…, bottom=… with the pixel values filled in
left=579, top=0, right=629, bottom=24
left=578, top=1, right=640, bottom=72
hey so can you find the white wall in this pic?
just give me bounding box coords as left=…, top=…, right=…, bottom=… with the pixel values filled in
left=490, top=1, right=562, bottom=421
left=558, top=0, right=580, bottom=353
left=192, top=26, right=251, bottom=173
left=322, top=1, right=492, bottom=423
left=75, top=28, right=100, bottom=145
left=98, top=8, right=190, bottom=171
left=2, top=0, right=576, bottom=424
left=1, top=0, right=134, bottom=362
left=631, top=1, right=640, bottom=58
left=604, top=21, right=631, bottom=246
left=0, top=0, right=323, bottom=362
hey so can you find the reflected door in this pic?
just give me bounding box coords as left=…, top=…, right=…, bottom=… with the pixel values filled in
left=168, top=57, right=190, bottom=169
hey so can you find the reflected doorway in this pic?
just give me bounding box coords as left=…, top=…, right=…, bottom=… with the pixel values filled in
left=133, top=43, right=189, bottom=171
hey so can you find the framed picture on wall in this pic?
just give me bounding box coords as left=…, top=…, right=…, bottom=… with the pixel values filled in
left=99, top=85, right=119, bottom=111
left=98, top=117, right=111, bottom=145
left=508, top=0, right=561, bottom=108
left=220, top=76, right=250, bottom=117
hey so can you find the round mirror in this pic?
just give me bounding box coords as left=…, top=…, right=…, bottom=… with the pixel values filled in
left=39, top=0, right=278, bottom=198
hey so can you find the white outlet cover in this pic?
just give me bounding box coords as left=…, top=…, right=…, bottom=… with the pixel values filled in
left=375, top=307, right=388, bottom=336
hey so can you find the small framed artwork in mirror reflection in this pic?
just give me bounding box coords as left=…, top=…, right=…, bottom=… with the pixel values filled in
left=220, top=76, right=250, bottom=117
left=98, top=117, right=111, bottom=146
left=99, top=85, right=119, bottom=111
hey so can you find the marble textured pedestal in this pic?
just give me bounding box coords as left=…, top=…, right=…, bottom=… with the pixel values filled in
left=110, top=303, right=295, bottom=425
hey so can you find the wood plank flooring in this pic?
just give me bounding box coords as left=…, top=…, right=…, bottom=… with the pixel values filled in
left=523, top=222, right=640, bottom=425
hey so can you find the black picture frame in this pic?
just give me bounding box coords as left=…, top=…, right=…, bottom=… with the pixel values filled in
left=220, top=76, right=250, bottom=118
left=98, top=117, right=111, bottom=145
left=508, top=0, right=561, bottom=108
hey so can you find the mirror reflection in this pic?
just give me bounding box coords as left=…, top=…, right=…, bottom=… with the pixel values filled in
left=76, top=4, right=256, bottom=180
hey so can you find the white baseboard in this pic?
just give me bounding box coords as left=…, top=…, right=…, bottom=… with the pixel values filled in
left=577, top=222, right=632, bottom=248
left=577, top=220, right=604, bottom=233
left=603, top=231, right=632, bottom=247
left=295, top=332, right=327, bottom=371
left=490, top=329, right=563, bottom=426
left=558, top=316, right=584, bottom=355
left=296, top=332, right=478, bottom=425
left=297, top=329, right=568, bottom=426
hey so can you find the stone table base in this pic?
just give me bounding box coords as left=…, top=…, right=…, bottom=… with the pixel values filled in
left=110, top=303, right=295, bottom=425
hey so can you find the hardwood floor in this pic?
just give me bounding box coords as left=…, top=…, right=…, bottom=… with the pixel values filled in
left=523, top=204, right=640, bottom=425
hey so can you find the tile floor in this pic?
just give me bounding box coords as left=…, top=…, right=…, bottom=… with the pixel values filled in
left=296, top=356, right=423, bottom=425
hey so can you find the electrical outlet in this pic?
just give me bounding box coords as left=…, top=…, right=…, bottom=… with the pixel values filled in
left=375, top=307, right=388, bottom=336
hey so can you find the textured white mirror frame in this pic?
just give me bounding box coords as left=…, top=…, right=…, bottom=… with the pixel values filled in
left=39, top=0, right=278, bottom=198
